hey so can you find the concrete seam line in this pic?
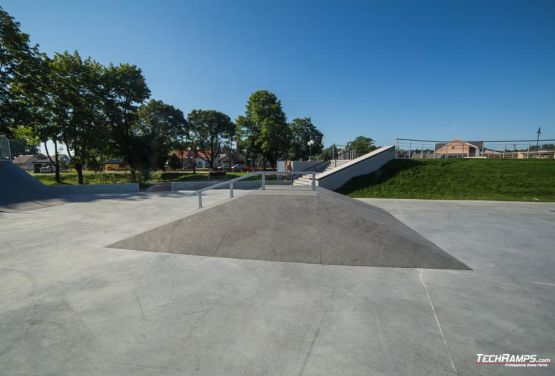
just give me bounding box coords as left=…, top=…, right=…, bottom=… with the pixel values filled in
left=418, top=269, right=458, bottom=375
left=394, top=200, right=408, bottom=223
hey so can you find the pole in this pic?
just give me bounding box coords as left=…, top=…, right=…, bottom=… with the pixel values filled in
left=261, top=174, right=266, bottom=190
left=230, top=181, right=234, bottom=198
left=197, top=191, right=203, bottom=209
left=311, top=171, right=316, bottom=191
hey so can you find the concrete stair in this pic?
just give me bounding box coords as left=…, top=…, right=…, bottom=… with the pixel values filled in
left=293, top=160, right=351, bottom=186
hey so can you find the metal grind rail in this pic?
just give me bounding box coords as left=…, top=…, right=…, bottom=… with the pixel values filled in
left=192, top=170, right=317, bottom=208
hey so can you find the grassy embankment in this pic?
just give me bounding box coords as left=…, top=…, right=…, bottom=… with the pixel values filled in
left=337, top=159, right=555, bottom=202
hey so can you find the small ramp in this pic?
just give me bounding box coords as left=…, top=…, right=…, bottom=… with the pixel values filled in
left=0, top=161, right=62, bottom=210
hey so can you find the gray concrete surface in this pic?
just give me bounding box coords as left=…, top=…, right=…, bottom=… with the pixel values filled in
left=1, top=191, right=554, bottom=375
left=111, top=189, right=469, bottom=270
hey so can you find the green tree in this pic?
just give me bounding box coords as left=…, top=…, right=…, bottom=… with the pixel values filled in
left=48, top=51, right=107, bottom=184
left=346, top=136, right=376, bottom=155
left=11, top=126, right=40, bottom=155
left=319, top=144, right=338, bottom=161
left=235, top=114, right=259, bottom=170
left=289, top=117, right=323, bottom=160
left=168, top=153, right=182, bottom=170
left=236, top=90, right=290, bottom=168
left=133, top=99, right=187, bottom=180
left=188, top=109, right=234, bottom=169
left=0, top=7, right=49, bottom=138
left=102, top=63, right=150, bottom=180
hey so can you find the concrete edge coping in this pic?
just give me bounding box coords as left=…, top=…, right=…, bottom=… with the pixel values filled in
left=316, top=145, right=395, bottom=180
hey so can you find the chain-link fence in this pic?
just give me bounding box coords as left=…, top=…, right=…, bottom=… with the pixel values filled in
left=0, top=135, right=11, bottom=161
left=396, top=138, right=555, bottom=159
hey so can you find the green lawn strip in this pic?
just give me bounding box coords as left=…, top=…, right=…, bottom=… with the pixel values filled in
left=337, top=159, right=555, bottom=202
left=31, top=171, right=134, bottom=185
left=30, top=170, right=253, bottom=185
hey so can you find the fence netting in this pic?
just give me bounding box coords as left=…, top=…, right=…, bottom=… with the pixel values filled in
left=396, top=138, right=555, bottom=159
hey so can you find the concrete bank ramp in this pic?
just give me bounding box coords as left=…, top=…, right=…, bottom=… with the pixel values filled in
left=0, top=161, right=62, bottom=210
left=110, top=188, right=470, bottom=270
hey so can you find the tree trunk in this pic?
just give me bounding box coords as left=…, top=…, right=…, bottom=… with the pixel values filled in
left=54, top=140, right=61, bottom=183
left=126, top=154, right=137, bottom=182
left=129, top=165, right=137, bottom=182
left=245, top=151, right=248, bottom=171
left=75, top=163, right=84, bottom=184
left=44, top=141, right=61, bottom=183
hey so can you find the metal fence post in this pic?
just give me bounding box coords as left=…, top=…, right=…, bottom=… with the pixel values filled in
left=311, top=172, right=316, bottom=191
left=261, top=174, right=266, bottom=190
left=230, top=181, right=234, bottom=198
left=197, top=191, right=203, bottom=208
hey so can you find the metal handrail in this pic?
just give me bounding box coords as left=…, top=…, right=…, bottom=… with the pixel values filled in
left=302, top=159, right=329, bottom=172
left=194, top=170, right=317, bottom=208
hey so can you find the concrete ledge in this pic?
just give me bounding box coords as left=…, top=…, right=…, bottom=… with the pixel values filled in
left=317, top=145, right=395, bottom=191
left=49, top=183, right=139, bottom=195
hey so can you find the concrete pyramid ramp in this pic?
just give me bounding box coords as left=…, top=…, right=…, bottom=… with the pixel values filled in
left=110, top=189, right=470, bottom=270
left=0, top=161, right=60, bottom=210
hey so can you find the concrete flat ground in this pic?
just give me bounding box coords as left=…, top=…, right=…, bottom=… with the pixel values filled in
left=1, top=190, right=554, bottom=375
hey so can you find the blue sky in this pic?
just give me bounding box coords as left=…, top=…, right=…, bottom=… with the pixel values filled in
left=3, top=0, right=554, bottom=146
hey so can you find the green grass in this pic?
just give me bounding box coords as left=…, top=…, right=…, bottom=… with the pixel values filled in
left=32, top=171, right=134, bottom=185
left=148, top=171, right=248, bottom=182
left=31, top=170, right=250, bottom=186
left=337, top=158, right=555, bottom=202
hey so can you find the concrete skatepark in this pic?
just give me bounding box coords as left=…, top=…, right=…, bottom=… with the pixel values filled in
left=1, top=164, right=554, bottom=375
